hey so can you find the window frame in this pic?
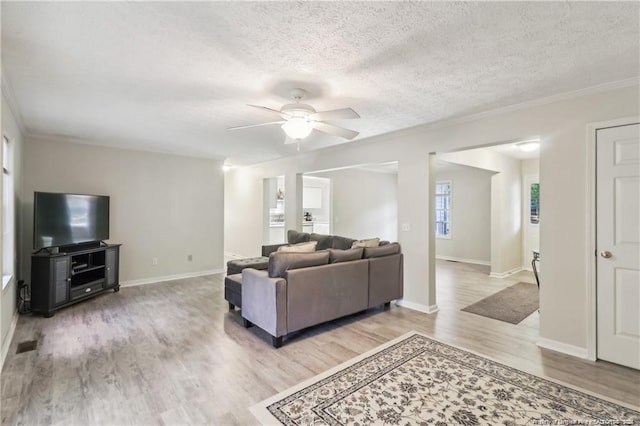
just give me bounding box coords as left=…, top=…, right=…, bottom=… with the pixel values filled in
left=530, top=182, right=540, bottom=225
left=435, top=180, right=452, bottom=239
left=2, top=134, right=14, bottom=289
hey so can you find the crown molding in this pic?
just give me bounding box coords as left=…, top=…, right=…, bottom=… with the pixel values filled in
left=381, top=77, right=640, bottom=141
left=26, top=132, right=225, bottom=162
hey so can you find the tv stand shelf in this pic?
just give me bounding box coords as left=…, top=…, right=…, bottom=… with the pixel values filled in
left=31, top=244, right=121, bottom=317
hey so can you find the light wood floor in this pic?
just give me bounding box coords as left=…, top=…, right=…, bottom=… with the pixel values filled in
left=2, top=260, right=638, bottom=424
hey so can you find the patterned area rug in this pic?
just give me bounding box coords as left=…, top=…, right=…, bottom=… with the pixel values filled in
left=250, top=332, right=639, bottom=425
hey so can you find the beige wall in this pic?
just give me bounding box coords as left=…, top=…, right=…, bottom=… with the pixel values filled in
left=311, top=168, right=398, bottom=242
left=224, top=83, right=640, bottom=352
left=22, top=136, right=225, bottom=284
left=437, top=148, right=522, bottom=275
left=435, top=165, right=493, bottom=264
left=1, top=91, right=24, bottom=367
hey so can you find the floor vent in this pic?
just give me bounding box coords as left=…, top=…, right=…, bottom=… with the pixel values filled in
left=16, top=340, right=38, bottom=354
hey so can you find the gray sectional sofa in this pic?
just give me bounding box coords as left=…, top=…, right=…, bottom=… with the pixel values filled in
left=237, top=231, right=403, bottom=347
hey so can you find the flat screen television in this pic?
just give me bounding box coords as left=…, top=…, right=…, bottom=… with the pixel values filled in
left=33, top=192, right=110, bottom=250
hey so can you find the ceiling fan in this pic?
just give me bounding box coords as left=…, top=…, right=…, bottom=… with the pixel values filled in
left=228, top=88, right=360, bottom=143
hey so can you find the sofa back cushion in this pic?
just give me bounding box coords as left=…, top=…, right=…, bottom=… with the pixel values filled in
left=363, top=242, right=401, bottom=258
left=287, top=229, right=311, bottom=244
left=332, top=235, right=357, bottom=250
left=352, top=237, right=381, bottom=248
left=268, top=251, right=330, bottom=278
left=277, top=241, right=317, bottom=253
left=310, top=233, right=334, bottom=250
left=328, top=247, right=363, bottom=264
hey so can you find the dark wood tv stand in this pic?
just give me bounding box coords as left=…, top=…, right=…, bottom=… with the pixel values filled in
left=31, top=243, right=121, bottom=317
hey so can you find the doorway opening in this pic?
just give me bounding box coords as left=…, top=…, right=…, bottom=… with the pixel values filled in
left=432, top=140, right=540, bottom=328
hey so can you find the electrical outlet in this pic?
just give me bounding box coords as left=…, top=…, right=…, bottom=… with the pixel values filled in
left=187, top=254, right=193, bottom=262
left=152, top=257, right=158, bottom=265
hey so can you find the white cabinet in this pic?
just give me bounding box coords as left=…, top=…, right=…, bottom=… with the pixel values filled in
left=302, top=223, right=313, bottom=233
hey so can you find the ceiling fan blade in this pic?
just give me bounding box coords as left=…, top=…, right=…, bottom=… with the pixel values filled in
left=227, top=121, right=285, bottom=130
left=309, top=107, right=360, bottom=121
left=312, top=121, right=359, bottom=140
left=247, top=104, right=283, bottom=115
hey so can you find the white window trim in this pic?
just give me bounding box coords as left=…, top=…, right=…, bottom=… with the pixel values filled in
left=435, top=180, right=452, bottom=240
left=2, top=134, right=14, bottom=289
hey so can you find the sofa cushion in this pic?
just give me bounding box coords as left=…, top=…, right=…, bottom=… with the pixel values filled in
left=310, top=233, right=334, bottom=250
left=332, top=235, right=357, bottom=250
left=363, top=242, right=401, bottom=258
left=328, top=247, right=363, bottom=264
left=287, top=229, right=311, bottom=244
left=277, top=241, right=318, bottom=253
left=352, top=237, right=381, bottom=248
left=268, top=251, right=330, bottom=278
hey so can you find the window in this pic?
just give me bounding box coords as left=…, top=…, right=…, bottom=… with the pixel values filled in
left=435, top=181, right=451, bottom=238
left=530, top=183, right=540, bottom=224
left=3, top=134, right=14, bottom=288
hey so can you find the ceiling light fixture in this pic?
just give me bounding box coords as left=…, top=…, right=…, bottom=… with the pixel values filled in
left=517, top=140, right=540, bottom=152
left=281, top=117, right=313, bottom=140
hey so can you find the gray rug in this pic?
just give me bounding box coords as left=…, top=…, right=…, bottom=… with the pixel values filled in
left=250, top=332, right=639, bottom=425
left=461, top=282, right=538, bottom=324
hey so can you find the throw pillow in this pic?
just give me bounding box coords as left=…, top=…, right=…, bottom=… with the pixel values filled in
left=277, top=241, right=318, bottom=253
left=268, top=251, right=330, bottom=278
left=363, top=242, right=401, bottom=258
left=328, top=248, right=364, bottom=264
left=287, top=229, right=311, bottom=244
left=351, top=237, right=381, bottom=248
left=310, top=233, right=334, bottom=250
left=332, top=235, right=357, bottom=250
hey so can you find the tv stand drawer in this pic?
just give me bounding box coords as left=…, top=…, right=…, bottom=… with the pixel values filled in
left=70, top=280, right=104, bottom=301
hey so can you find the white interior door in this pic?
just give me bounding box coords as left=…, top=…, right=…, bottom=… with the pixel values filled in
left=596, top=123, right=640, bottom=370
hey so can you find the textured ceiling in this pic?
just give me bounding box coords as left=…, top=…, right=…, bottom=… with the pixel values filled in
left=2, top=2, right=639, bottom=165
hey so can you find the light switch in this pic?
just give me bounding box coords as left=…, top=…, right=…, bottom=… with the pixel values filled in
left=401, top=222, right=410, bottom=232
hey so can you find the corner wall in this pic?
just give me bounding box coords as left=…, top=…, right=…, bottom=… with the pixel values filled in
left=22, top=136, right=225, bottom=285
left=1, top=90, right=24, bottom=369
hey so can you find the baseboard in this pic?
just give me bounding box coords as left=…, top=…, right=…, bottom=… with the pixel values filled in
left=536, top=337, right=589, bottom=359
left=396, top=299, right=439, bottom=314
left=121, top=268, right=225, bottom=287
left=436, top=255, right=490, bottom=266
left=0, top=310, right=19, bottom=372
left=489, top=266, right=524, bottom=279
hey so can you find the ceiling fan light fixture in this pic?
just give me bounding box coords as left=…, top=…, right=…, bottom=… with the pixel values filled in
left=282, top=117, right=313, bottom=140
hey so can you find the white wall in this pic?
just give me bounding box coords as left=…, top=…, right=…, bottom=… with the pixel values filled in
left=435, top=164, right=493, bottom=264
left=1, top=90, right=24, bottom=368
left=313, top=168, right=398, bottom=242
left=22, top=136, right=225, bottom=284
left=437, top=148, right=522, bottom=276
left=224, top=83, right=640, bottom=352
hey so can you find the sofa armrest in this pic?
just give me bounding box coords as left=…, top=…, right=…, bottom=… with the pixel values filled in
left=241, top=269, right=288, bottom=338
left=261, top=243, right=287, bottom=257
left=368, top=253, right=403, bottom=308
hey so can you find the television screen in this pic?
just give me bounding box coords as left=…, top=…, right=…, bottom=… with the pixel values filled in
left=33, top=192, right=110, bottom=250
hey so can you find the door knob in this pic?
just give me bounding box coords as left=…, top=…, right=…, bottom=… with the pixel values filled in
left=600, top=251, right=613, bottom=259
